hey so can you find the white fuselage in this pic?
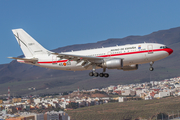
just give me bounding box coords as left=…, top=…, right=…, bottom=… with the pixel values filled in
left=20, top=43, right=172, bottom=71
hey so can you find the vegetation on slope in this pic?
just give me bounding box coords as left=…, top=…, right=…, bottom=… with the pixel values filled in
left=67, top=96, right=180, bottom=120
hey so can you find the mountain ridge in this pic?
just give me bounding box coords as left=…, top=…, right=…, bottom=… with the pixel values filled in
left=0, top=26, right=180, bottom=95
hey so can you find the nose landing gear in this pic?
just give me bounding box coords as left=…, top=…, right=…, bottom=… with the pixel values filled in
left=149, top=61, right=154, bottom=71
left=149, top=67, right=154, bottom=71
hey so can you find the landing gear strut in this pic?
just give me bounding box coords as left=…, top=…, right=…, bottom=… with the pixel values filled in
left=149, top=61, right=154, bottom=71
left=89, top=65, right=109, bottom=78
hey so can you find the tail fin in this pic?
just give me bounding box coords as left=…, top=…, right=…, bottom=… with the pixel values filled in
left=12, top=29, right=50, bottom=58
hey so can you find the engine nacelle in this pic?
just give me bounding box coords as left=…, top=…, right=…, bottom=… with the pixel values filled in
left=102, top=59, right=123, bottom=69
left=123, top=64, right=138, bottom=71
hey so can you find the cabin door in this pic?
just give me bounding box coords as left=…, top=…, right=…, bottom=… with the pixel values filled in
left=147, top=45, right=153, bottom=54
left=107, top=51, right=112, bottom=57
left=52, top=56, right=57, bottom=64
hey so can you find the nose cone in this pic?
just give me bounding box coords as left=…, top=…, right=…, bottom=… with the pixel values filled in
left=167, top=48, right=173, bottom=55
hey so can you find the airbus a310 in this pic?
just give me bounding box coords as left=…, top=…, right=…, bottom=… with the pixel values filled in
left=8, top=29, right=173, bottom=78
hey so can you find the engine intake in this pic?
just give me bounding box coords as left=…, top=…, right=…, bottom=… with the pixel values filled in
left=102, top=59, right=123, bottom=69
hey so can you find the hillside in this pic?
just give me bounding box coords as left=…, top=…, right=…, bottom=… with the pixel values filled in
left=66, top=96, right=180, bottom=120
left=0, top=27, right=180, bottom=95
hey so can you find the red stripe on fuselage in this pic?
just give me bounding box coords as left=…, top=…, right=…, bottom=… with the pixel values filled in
left=37, top=48, right=172, bottom=64
left=99, top=48, right=172, bottom=57
left=38, top=60, right=68, bottom=64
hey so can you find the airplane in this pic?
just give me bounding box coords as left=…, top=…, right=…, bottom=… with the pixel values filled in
left=8, top=29, right=173, bottom=78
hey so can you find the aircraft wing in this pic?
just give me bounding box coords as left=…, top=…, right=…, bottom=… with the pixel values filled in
left=52, top=53, right=104, bottom=60
left=8, top=57, right=38, bottom=64
left=52, top=53, right=104, bottom=68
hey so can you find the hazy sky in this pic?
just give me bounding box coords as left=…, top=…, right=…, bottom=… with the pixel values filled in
left=1, top=1, right=180, bottom=64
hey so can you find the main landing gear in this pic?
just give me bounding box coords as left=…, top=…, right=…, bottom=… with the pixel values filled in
left=89, top=72, right=109, bottom=78
left=149, top=61, right=154, bottom=71
left=89, top=65, right=109, bottom=78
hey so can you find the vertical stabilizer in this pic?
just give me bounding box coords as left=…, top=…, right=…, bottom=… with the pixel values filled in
left=12, top=29, right=49, bottom=57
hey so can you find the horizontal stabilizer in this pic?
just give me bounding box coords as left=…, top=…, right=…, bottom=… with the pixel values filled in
left=8, top=57, right=38, bottom=64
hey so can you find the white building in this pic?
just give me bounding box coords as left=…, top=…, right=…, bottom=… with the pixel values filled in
left=159, top=91, right=170, bottom=98
left=118, top=97, right=127, bottom=102
left=108, top=86, right=115, bottom=91
left=144, top=96, right=153, bottom=100
left=175, top=84, right=180, bottom=88
left=59, top=102, right=67, bottom=109
left=45, top=112, right=59, bottom=120
left=35, top=113, right=44, bottom=120
left=121, top=90, right=131, bottom=96
left=121, top=90, right=135, bottom=96
left=44, top=111, right=70, bottom=120
left=136, top=90, right=143, bottom=97
left=154, top=91, right=170, bottom=98
left=34, top=98, right=41, bottom=104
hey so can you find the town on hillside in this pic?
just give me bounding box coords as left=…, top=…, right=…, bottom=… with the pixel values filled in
left=0, top=76, right=180, bottom=120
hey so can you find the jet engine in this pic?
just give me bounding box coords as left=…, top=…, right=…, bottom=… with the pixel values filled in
left=122, top=64, right=138, bottom=71
left=102, top=59, right=123, bottom=69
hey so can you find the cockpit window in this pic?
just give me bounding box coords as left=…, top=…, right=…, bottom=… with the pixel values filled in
left=160, top=46, right=168, bottom=49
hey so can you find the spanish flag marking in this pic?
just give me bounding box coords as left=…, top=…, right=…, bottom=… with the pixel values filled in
left=63, top=63, right=67, bottom=66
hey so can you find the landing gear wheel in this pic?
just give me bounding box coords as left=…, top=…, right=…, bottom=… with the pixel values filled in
left=149, top=61, right=154, bottom=71
left=104, top=73, right=109, bottom=78
left=149, top=67, right=154, bottom=71
left=89, top=72, right=94, bottom=76
left=99, top=73, right=104, bottom=77
left=94, top=72, right=99, bottom=77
